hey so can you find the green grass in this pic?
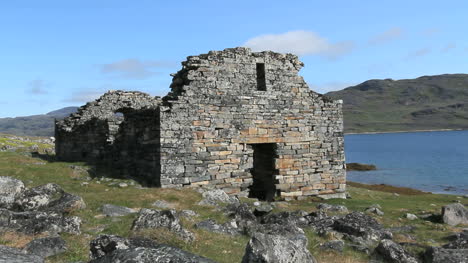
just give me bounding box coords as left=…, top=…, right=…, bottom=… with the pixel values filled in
left=0, top=146, right=466, bottom=262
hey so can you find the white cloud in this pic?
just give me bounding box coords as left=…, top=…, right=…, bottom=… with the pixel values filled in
left=63, top=89, right=105, bottom=103
left=310, top=82, right=356, bottom=94
left=405, top=48, right=431, bottom=60
left=99, top=59, right=176, bottom=79
left=27, top=79, right=49, bottom=94
left=368, top=27, right=404, bottom=45
left=243, top=30, right=354, bottom=59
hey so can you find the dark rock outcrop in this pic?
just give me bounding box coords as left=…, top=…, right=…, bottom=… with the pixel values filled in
left=374, top=239, right=418, bottom=263
left=195, top=219, right=240, bottom=236
left=333, top=212, right=392, bottom=242
left=424, top=246, right=468, bottom=263
left=23, top=236, right=67, bottom=258
left=131, top=208, right=194, bottom=242
left=443, top=230, right=468, bottom=249
left=242, top=232, right=317, bottom=263
left=89, top=234, right=216, bottom=263
left=320, top=240, right=344, bottom=252
left=0, top=245, right=44, bottom=263
left=442, top=203, right=468, bottom=226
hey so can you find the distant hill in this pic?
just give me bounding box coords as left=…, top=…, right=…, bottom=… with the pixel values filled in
left=325, top=74, right=468, bottom=133
left=0, top=107, right=78, bottom=137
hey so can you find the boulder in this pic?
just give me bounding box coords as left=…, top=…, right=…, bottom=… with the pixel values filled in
left=195, top=219, right=240, bottom=235
left=89, top=234, right=216, bottom=263
left=442, top=203, right=468, bottom=226
left=0, top=208, right=81, bottom=235
left=443, top=230, right=468, bottom=249
left=317, top=203, right=349, bottom=213
left=242, top=232, right=317, bottom=263
left=320, top=240, right=344, bottom=252
left=13, top=183, right=85, bottom=213
left=405, top=213, right=418, bottom=220
left=374, top=239, right=418, bottom=263
left=101, top=204, right=137, bottom=217
left=131, top=209, right=194, bottom=242
left=0, top=176, right=25, bottom=209
left=333, top=212, right=392, bottom=242
left=365, top=207, right=385, bottom=216
left=198, top=189, right=239, bottom=206
left=424, top=247, right=468, bottom=263
left=23, top=236, right=67, bottom=258
left=261, top=210, right=309, bottom=228
left=0, top=245, right=44, bottom=263
left=253, top=203, right=273, bottom=217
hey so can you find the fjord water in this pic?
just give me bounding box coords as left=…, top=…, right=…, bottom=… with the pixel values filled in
left=345, top=130, right=468, bottom=195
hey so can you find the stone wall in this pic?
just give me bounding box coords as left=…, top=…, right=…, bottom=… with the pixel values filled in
left=55, top=47, right=346, bottom=200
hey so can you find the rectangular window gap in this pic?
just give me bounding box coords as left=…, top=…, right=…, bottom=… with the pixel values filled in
left=256, top=63, right=266, bottom=91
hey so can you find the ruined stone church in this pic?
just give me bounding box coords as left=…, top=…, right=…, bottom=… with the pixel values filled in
left=55, top=47, right=346, bottom=200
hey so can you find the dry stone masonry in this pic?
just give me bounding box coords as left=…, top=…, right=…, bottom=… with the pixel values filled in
left=55, top=47, right=346, bottom=200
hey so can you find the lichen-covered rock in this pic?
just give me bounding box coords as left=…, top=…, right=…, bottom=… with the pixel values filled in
left=195, top=219, right=240, bottom=235
left=333, top=212, right=392, bottom=242
left=443, top=230, right=468, bottom=249
left=320, top=240, right=345, bottom=252
left=23, top=236, right=67, bottom=258
left=198, top=189, right=239, bottom=206
left=424, top=247, right=468, bottom=263
left=13, top=183, right=85, bottom=213
left=242, top=232, right=317, bottom=263
left=0, top=245, right=44, bottom=263
left=442, top=203, right=468, bottom=226
left=261, top=210, right=309, bottom=228
left=89, top=234, right=216, bottom=263
left=317, top=203, right=348, bottom=213
left=131, top=208, right=194, bottom=242
left=0, top=208, right=81, bottom=234
left=374, top=239, right=418, bottom=263
left=0, top=176, right=25, bottom=209
left=101, top=204, right=137, bottom=217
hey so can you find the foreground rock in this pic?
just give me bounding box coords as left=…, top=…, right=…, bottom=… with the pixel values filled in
left=374, top=239, right=418, bottom=263
left=23, top=236, right=67, bottom=258
left=131, top=208, right=194, bottom=242
left=0, top=176, right=25, bottom=209
left=242, top=232, right=317, bottom=263
left=0, top=245, right=44, bottom=263
left=443, top=230, right=468, bottom=249
left=89, top=234, right=216, bottom=263
left=442, top=203, right=468, bottom=226
left=0, top=208, right=81, bottom=234
left=424, top=247, right=468, bottom=263
left=333, top=212, right=392, bottom=242
left=195, top=219, right=240, bottom=236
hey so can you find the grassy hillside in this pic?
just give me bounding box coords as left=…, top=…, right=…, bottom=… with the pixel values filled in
left=0, top=134, right=466, bottom=262
left=0, top=107, right=77, bottom=137
left=325, top=74, right=468, bottom=133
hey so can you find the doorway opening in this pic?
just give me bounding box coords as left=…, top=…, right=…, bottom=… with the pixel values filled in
left=248, top=143, right=278, bottom=201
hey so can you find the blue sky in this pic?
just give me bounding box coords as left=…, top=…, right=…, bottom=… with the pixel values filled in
left=0, top=1, right=466, bottom=117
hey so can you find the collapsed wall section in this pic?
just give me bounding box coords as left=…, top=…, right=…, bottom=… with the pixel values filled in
left=160, top=47, right=345, bottom=199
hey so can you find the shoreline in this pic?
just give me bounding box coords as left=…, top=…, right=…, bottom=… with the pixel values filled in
left=347, top=181, right=467, bottom=196
left=344, top=128, right=466, bottom=135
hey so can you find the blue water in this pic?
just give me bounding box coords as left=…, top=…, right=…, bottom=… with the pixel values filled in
left=345, top=130, right=468, bottom=195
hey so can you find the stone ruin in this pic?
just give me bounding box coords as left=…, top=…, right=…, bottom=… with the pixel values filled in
left=55, top=47, right=346, bottom=200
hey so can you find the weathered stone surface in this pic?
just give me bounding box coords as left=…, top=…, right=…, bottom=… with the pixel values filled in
left=333, top=212, right=392, bottom=242
left=23, top=236, right=67, bottom=259
left=443, top=230, right=468, bottom=249
left=405, top=213, right=418, bottom=220
left=442, top=203, right=468, bottom=226
left=0, top=176, right=25, bottom=209
left=195, top=219, right=240, bottom=235
left=365, top=206, right=385, bottom=216
left=242, top=232, right=317, bottom=263
left=55, top=47, right=346, bottom=200
left=0, top=245, right=44, bottom=263
left=320, top=240, right=344, bottom=252
left=424, top=247, right=468, bottom=263
left=317, top=203, right=348, bottom=213
left=101, top=204, right=137, bottom=217
left=374, top=239, right=418, bottom=263
left=89, top=234, right=216, bottom=263
left=13, top=183, right=85, bottom=213
left=0, top=208, right=81, bottom=234
left=131, top=208, right=194, bottom=242
left=198, top=189, right=239, bottom=206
